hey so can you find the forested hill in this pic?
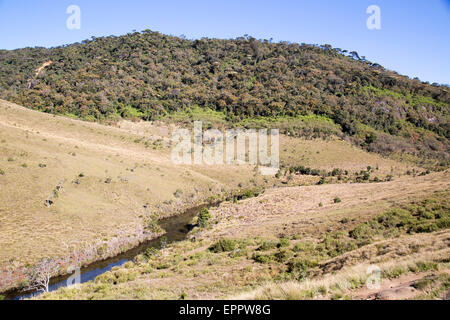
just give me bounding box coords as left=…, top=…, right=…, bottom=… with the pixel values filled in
left=0, top=30, right=448, bottom=144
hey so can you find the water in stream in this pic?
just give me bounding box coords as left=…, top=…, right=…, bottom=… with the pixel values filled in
left=5, top=204, right=209, bottom=300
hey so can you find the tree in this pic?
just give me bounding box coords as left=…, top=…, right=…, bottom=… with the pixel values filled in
left=27, top=259, right=60, bottom=293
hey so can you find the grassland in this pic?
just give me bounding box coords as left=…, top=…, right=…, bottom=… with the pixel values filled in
left=0, top=99, right=447, bottom=298
left=39, top=171, right=449, bottom=300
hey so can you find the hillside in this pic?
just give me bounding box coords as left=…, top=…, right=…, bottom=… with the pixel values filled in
left=39, top=171, right=449, bottom=300
left=0, top=99, right=418, bottom=294
left=0, top=30, right=448, bottom=301
left=0, top=31, right=448, bottom=167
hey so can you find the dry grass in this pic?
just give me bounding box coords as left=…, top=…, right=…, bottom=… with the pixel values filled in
left=0, top=100, right=258, bottom=290
left=1, top=99, right=446, bottom=297
left=40, top=171, right=449, bottom=300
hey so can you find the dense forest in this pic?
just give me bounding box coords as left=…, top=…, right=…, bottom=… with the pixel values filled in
left=0, top=30, right=448, bottom=165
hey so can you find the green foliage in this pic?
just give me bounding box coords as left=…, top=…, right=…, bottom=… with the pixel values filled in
left=257, top=240, right=278, bottom=251
left=1, top=31, right=448, bottom=160
left=318, top=232, right=357, bottom=258
left=252, top=252, right=272, bottom=263
left=292, top=242, right=315, bottom=253
left=146, top=217, right=163, bottom=233
left=349, top=193, right=449, bottom=243
left=197, top=208, right=212, bottom=228
left=144, top=247, right=159, bottom=259
left=209, top=239, right=238, bottom=253
left=277, top=237, right=290, bottom=248
left=287, top=258, right=318, bottom=274
left=333, top=197, right=342, bottom=203
left=273, top=249, right=294, bottom=263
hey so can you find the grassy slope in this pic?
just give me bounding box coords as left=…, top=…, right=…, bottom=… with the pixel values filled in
left=40, top=171, right=449, bottom=300
left=0, top=99, right=258, bottom=291
left=0, top=99, right=438, bottom=294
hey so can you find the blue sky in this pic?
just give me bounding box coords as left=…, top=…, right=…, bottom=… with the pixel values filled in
left=0, top=0, right=449, bottom=84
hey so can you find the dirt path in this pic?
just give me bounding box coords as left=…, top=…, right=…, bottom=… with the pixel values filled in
left=352, top=271, right=446, bottom=300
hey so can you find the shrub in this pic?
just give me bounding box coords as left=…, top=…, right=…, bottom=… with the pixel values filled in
left=156, top=263, right=170, bottom=270
left=258, top=240, right=277, bottom=251
left=209, top=239, right=238, bottom=253
left=273, top=249, right=293, bottom=263
left=333, top=197, right=341, bottom=203
left=0, top=168, right=4, bottom=175
left=365, top=132, right=377, bottom=144
left=317, top=176, right=326, bottom=185
left=229, top=248, right=248, bottom=258
left=292, top=242, right=315, bottom=253
left=239, top=189, right=260, bottom=200
left=144, top=247, right=159, bottom=259
left=197, top=208, right=211, bottom=228
left=288, top=258, right=318, bottom=273
left=413, top=261, right=439, bottom=272
left=179, top=292, right=188, bottom=300
left=319, top=232, right=357, bottom=258
left=277, top=237, right=290, bottom=248
left=349, top=222, right=378, bottom=246
left=146, top=217, right=163, bottom=233
left=252, top=252, right=272, bottom=263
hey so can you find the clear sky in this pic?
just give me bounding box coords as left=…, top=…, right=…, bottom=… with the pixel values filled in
left=0, top=0, right=449, bottom=84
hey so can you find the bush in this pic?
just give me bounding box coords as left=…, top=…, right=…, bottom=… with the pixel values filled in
left=146, top=217, right=163, bottom=233
left=277, top=237, right=290, bottom=248
left=197, top=208, right=211, bottom=228
left=252, top=252, right=272, bottom=263
left=144, top=247, right=159, bottom=259
left=209, top=239, right=238, bottom=253
left=229, top=248, right=247, bottom=258
left=287, top=258, right=318, bottom=273
left=349, top=222, right=378, bottom=246
left=319, top=232, right=357, bottom=258
left=365, top=132, right=377, bottom=144
left=317, top=176, right=326, bottom=185
left=0, top=168, right=4, bottom=175
left=258, top=240, right=277, bottom=251
left=333, top=197, right=341, bottom=203
left=273, top=249, right=293, bottom=263
left=292, top=242, right=315, bottom=253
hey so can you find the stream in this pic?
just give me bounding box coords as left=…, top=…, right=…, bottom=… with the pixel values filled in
left=4, top=203, right=211, bottom=300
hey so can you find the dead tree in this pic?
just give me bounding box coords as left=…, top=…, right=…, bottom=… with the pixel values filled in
left=27, top=259, right=60, bottom=293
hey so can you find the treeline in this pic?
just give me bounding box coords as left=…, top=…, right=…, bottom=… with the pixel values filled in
left=0, top=30, right=448, bottom=143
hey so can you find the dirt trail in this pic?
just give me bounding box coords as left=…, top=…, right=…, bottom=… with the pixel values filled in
left=34, top=61, right=53, bottom=77
left=206, top=171, right=449, bottom=239
left=352, top=271, right=446, bottom=300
